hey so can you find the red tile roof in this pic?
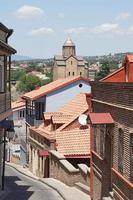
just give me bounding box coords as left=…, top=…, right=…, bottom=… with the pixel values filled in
left=44, top=112, right=63, bottom=120
left=101, top=54, right=133, bottom=82
left=88, top=113, right=114, bottom=124
left=12, top=99, right=25, bottom=111
left=100, top=67, right=125, bottom=82
left=29, top=93, right=91, bottom=158
left=56, top=128, right=90, bottom=157
left=126, top=54, right=133, bottom=63
left=22, top=76, right=90, bottom=101
left=59, top=93, right=89, bottom=116
left=52, top=114, right=72, bottom=124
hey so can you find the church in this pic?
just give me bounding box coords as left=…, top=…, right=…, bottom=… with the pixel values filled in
left=53, top=38, right=89, bottom=80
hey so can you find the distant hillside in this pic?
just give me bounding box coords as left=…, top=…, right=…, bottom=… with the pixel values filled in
left=84, top=52, right=133, bottom=64
left=12, top=54, right=34, bottom=61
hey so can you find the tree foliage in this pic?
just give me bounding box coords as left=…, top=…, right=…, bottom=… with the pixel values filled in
left=11, top=69, right=26, bottom=81
left=95, top=61, right=111, bottom=80
left=17, top=74, right=42, bottom=92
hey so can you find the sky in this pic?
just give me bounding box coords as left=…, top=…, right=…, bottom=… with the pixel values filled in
left=1, top=0, right=133, bottom=58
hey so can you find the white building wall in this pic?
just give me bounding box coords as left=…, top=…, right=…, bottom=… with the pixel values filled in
left=45, top=80, right=91, bottom=112
left=8, top=108, right=26, bottom=141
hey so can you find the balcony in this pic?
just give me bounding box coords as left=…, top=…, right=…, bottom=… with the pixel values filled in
left=26, top=114, right=43, bottom=126
left=0, top=92, right=11, bottom=120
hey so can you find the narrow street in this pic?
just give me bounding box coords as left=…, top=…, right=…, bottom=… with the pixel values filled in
left=2, top=165, right=63, bottom=200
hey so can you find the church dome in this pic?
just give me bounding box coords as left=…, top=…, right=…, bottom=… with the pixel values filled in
left=63, top=37, right=75, bottom=47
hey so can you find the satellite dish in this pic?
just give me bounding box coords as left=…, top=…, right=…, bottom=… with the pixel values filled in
left=78, top=114, right=88, bottom=125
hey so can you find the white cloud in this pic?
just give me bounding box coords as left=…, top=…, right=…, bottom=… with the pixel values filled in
left=16, top=5, right=44, bottom=19
left=115, top=12, right=131, bottom=21
left=127, top=26, right=133, bottom=35
left=30, top=27, right=54, bottom=36
left=92, top=23, right=120, bottom=34
left=58, top=12, right=65, bottom=19
left=65, top=27, right=88, bottom=34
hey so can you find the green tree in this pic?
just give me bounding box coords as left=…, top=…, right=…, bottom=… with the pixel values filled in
left=11, top=69, right=26, bottom=81
left=95, top=61, right=110, bottom=80
left=17, top=74, right=42, bottom=92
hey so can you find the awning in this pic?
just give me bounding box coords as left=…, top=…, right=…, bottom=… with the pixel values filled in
left=88, top=113, right=114, bottom=125
left=38, top=150, right=49, bottom=157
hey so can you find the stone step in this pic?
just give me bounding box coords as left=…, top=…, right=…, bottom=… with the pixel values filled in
left=74, top=182, right=90, bottom=195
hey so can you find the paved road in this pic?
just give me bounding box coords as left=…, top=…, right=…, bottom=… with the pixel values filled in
left=2, top=165, right=63, bottom=200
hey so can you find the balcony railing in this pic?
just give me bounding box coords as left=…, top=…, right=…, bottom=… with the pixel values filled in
left=0, top=92, right=11, bottom=115
left=26, top=114, right=43, bottom=126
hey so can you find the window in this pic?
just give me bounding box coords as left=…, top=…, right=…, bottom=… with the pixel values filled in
left=35, top=102, right=45, bottom=120
left=72, top=72, right=75, bottom=76
left=20, top=110, right=25, bottom=118
left=93, top=125, right=106, bottom=158
left=118, top=129, right=124, bottom=173
left=68, top=72, right=70, bottom=76
left=80, top=72, right=82, bottom=76
left=130, top=134, right=133, bottom=180
left=71, top=61, right=73, bottom=65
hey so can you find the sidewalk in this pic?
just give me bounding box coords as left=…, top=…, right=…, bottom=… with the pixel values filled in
left=5, top=162, right=90, bottom=200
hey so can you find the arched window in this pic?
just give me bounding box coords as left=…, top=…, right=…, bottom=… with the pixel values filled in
left=72, top=72, right=75, bottom=76
left=118, top=128, right=124, bottom=173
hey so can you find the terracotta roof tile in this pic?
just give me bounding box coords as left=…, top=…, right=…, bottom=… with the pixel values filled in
left=12, top=99, right=25, bottom=110
left=52, top=114, right=72, bottom=124
left=30, top=126, right=55, bottom=141
left=56, top=128, right=90, bottom=157
left=59, top=93, right=88, bottom=116
left=22, top=76, right=89, bottom=101
left=29, top=93, right=91, bottom=157
left=44, top=112, right=63, bottom=120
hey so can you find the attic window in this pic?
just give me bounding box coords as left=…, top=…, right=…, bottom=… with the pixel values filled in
left=79, top=83, right=83, bottom=88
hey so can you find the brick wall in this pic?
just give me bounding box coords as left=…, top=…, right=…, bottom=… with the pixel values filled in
left=91, top=82, right=133, bottom=108
left=90, top=81, right=133, bottom=200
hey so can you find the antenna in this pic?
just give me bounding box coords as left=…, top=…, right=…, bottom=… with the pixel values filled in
left=78, top=114, right=88, bottom=126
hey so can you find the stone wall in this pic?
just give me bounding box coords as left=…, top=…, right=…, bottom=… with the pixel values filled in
left=49, top=150, right=90, bottom=187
